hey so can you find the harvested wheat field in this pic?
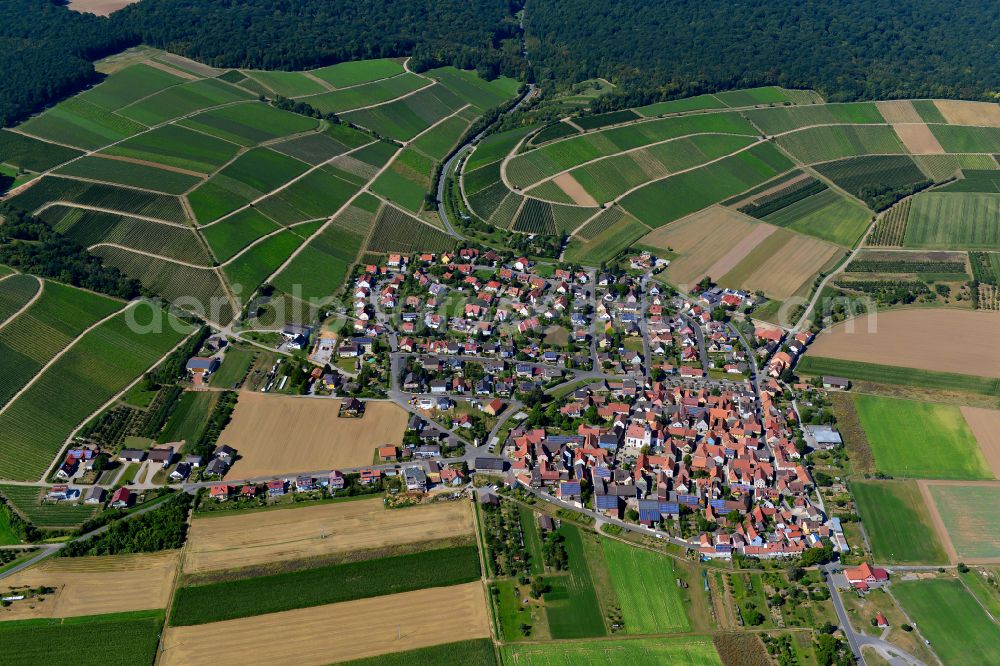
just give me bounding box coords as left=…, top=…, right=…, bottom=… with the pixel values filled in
left=221, top=393, right=407, bottom=479
left=876, top=101, right=923, bottom=125
left=811, top=309, right=1000, bottom=378
left=961, top=407, right=1000, bottom=478
left=68, top=0, right=138, bottom=15
left=0, top=551, right=179, bottom=621
left=642, top=206, right=765, bottom=287
left=893, top=123, right=945, bottom=154
left=160, top=582, right=489, bottom=666
left=934, top=100, right=1000, bottom=127
left=183, top=498, right=473, bottom=573
left=720, top=228, right=842, bottom=300
left=551, top=172, right=599, bottom=206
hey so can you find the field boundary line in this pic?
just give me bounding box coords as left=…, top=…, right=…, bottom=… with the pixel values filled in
left=0, top=300, right=131, bottom=421
left=43, top=322, right=202, bottom=483
left=517, top=131, right=759, bottom=197
left=196, top=139, right=377, bottom=229
left=334, top=79, right=438, bottom=116
left=402, top=104, right=472, bottom=147
left=34, top=201, right=192, bottom=228
left=42, top=172, right=193, bottom=198
left=0, top=276, right=42, bottom=333
left=915, top=480, right=959, bottom=564
left=259, top=142, right=406, bottom=295
left=87, top=243, right=213, bottom=269
left=286, top=67, right=422, bottom=102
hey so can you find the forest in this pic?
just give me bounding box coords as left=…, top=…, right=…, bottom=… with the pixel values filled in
left=526, top=0, right=1000, bottom=105
left=3, top=0, right=1000, bottom=128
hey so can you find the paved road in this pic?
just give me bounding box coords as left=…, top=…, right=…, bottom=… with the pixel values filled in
left=822, top=564, right=929, bottom=666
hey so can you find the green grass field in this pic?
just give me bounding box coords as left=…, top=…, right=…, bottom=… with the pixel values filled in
left=796, top=356, right=1000, bottom=397
left=502, top=636, right=721, bottom=666
left=853, top=394, right=991, bottom=480
left=894, top=578, right=1000, bottom=666
left=209, top=347, right=255, bottom=389
left=601, top=538, right=690, bottom=634
left=157, top=391, right=219, bottom=445
left=904, top=192, right=1000, bottom=249
left=762, top=188, right=871, bottom=246
left=0, top=506, right=23, bottom=544
left=543, top=525, right=607, bottom=639
left=851, top=480, right=948, bottom=564
left=169, top=545, right=480, bottom=626
left=928, top=484, right=1000, bottom=560
left=0, top=610, right=163, bottom=666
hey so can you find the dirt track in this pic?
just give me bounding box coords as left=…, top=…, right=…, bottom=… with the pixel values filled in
left=0, top=551, right=179, bottom=621
left=183, top=498, right=472, bottom=573
left=222, top=393, right=408, bottom=479
left=159, top=582, right=490, bottom=666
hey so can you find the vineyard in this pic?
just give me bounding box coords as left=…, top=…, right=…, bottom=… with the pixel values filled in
left=0, top=485, right=97, bottom=528
left=9, top=176, right=188, bottom=223
left=55, top=156, right=201, bottom=195
left=869, top=200, right=910, bottom=246
left=0, top=280, right=122, bottom=409
left=512, top=198, right=557, bottom=235
left=738, top=178, right=828, bottom=218
left=970, top=252, right=1000, bottom=285
left=0, top=275, right=40, bottom=324
left=814, top=155, right=927, bottom=200
left=776, top=125, right=905, bottom=164
left=847, top=258, right=966, bottom=274
left=367, top=204, right=456, bottom=255
left=0, top=129, right=82, bottom=171
left=0, top=304, right=192, bottom=481
left=746, top=101, right=884, bottom=135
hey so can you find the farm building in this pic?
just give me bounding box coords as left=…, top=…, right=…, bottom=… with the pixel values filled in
left=845, top=562, right=889, bottom=591
left=802, top=425, right=843, bottom=451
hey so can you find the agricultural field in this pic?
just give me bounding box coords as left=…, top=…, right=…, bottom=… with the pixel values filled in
left=904, top=192, right=1000, bottom=249
left=544, top=525, right=607, bottom=639
left=852, top=394, right=991, bottom=480
left=850, top=480, right=948, bottom=564
left=893, top=578, right=1000, bottom=666
left=562, top=208, right=648, bottom=265
left=0, top=552, right=179, bottom=621
left=0, top=274, right=40, bottom=325
left=218, top=393, right=407, bottom=479
left=601, top=538, right=690, bottom=634
left=797, top=356, right=1000, bottom=397
left=182, top=496, right=471, bottom=573
left=717, top=228, right=842, bottom=300
left=161, top=582, right=489, bottom=666
left=0, top=303, right=192, bottom=481
left=808, top=308, right=1000, bottom=379
left=157, top=391, right=219, bottom=445
left=0, top=610, right=164, bottom=666
left=172, top=545, right=480, bottom=624
left=502, top=636, right=722, bottom=666
left=927, top=483, right=1000, bottom=561
left=0, top=485, right=98, bottom=528
left=758, top=188, right=871, bottom=246
left=3, top=54, right=512, bottom=327
left=367, top=204, right=456, bottom=255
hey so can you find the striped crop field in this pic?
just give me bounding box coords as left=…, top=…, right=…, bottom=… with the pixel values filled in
left=0, top=304, right=193, bottom=481
left=904, top=192, right=1000, bottom=249
left=0, top=280, right=122, bottom=410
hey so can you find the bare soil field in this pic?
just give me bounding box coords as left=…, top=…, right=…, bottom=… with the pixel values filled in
left=551, top=173, right=599, bottom=207
left=182, top=498, right=473, bottom=573
left=961, top=407, right=1000, bottom=478
left=893, top=123, right=945, bottom=154
left=642, top=206, right=762, bottom=287
left=68, top=0, right=138, bottom=16
left=221, top=394, right=407, bottom=479
left=934, top=100, right=1000, bottom=127
left=720, top=229, right=841, bottom=300
left=810, top=309, right=1000, bottom=378
left=704, top=223, right=778, bottom=282
left=876, top=101, right=923, bottom=125
left=0, top=551, right=179, bottom=620
left=159, top=582, right=490, bottom=666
